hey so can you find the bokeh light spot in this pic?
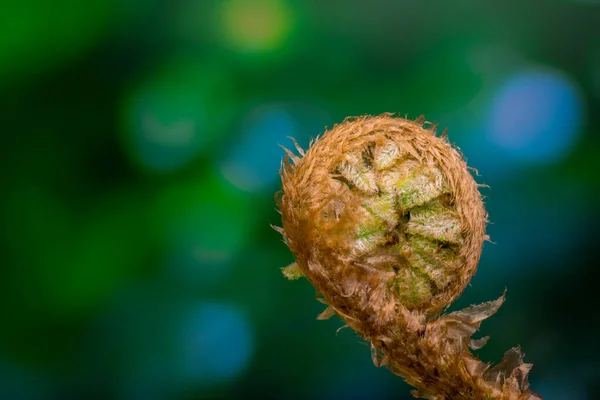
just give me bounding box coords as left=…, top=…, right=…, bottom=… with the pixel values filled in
left=220, top=0, right=293, bottom=53
left=220, top=105, right=297, bottom=193
left=487, top=69, right=584, bottom=163
left=100, top=289, right=254, bottom=397
left=179, top=302, right=253, bottom=383
left=122, top=58, right=234, bottom=172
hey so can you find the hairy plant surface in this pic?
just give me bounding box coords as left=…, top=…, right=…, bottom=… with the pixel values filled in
left=275, top=115, right=541, bottom=399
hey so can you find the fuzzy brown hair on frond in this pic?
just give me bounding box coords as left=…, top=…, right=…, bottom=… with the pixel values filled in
left=275, top=114, right=541, bottom=399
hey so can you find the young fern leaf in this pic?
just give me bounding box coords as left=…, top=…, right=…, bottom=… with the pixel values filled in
left=276, top=115, right=541, bottom=400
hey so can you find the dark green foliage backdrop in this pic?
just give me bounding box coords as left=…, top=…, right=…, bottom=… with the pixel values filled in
left=1, top=1, right=599, bottom=399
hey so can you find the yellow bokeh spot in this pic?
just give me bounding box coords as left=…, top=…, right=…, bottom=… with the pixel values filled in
left=220, top=0, right=293, bottom=53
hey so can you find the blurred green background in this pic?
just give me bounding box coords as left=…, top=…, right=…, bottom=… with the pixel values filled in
left=1, top=0, right=599, bottom=399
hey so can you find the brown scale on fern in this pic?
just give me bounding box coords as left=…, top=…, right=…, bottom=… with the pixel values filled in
left=275, top=114, right=541, bottom=400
